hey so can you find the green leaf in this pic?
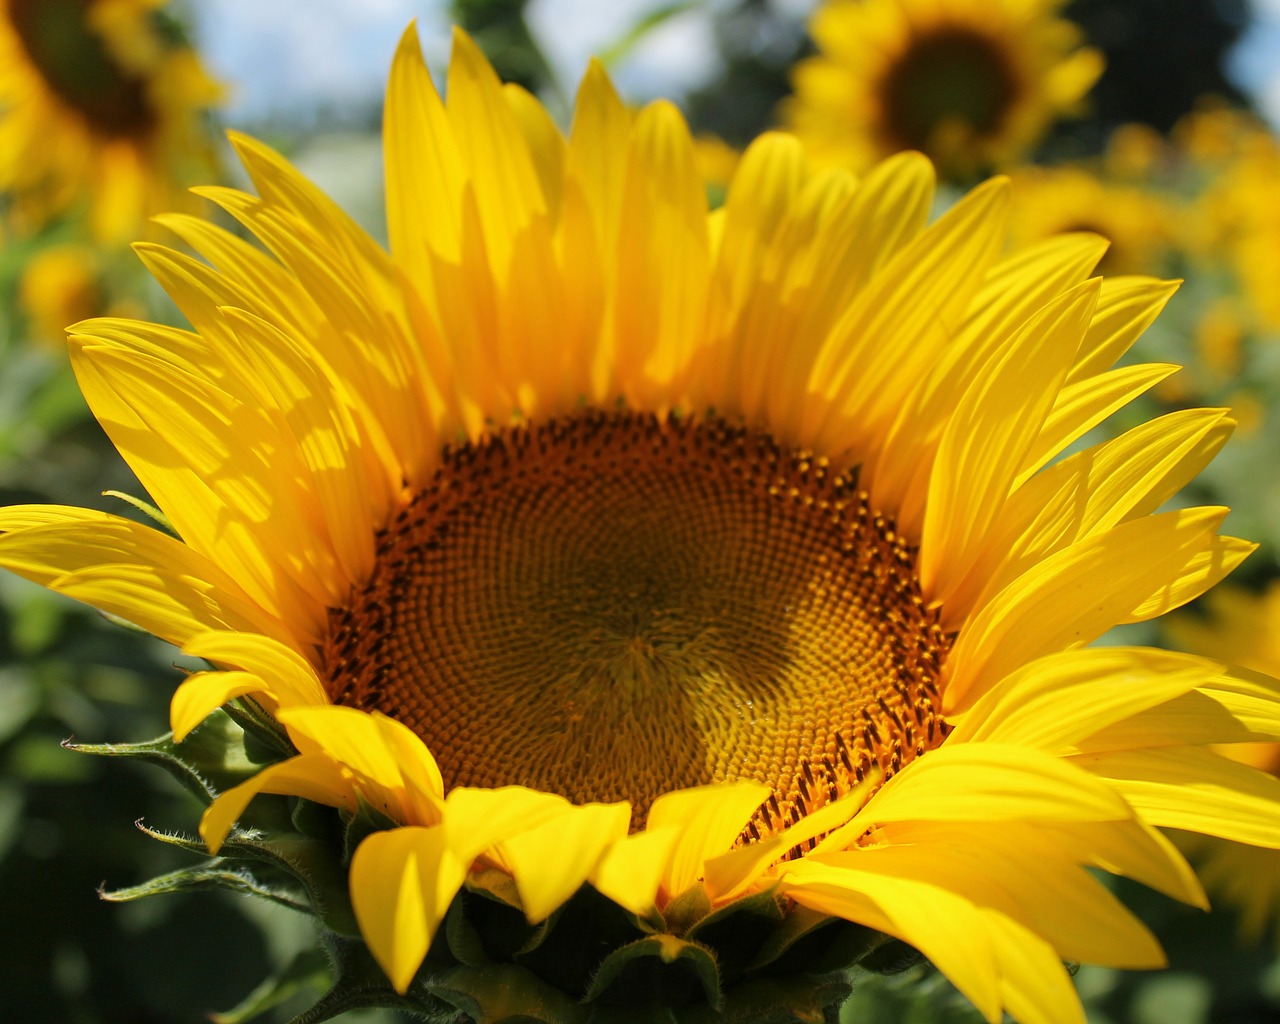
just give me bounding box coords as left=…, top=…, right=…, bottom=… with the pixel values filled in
left=98, top=862, right=310, bottom=913
left=63, top=711, right=259, bottom=804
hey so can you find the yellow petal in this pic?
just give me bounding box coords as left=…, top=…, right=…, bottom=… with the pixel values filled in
left=200, top=753, right=356, bottom=853
left=1067, top=276, right=1180, bottom=384
left=182, top=629, right=327, bottom=704
left=781, top=857, right=1003, bottom=1023
left=1076, top=746, right=1280, bottom=848
left=351, top=825, right=468, bottom=993
left=589, top=826, right=683, bottom=916
left=813, top=744, right=1132, bottom=856
left=921, top=279, right=1098, bottom=602
left=1015, top=363, right=1179, bottom=485
left=384, top=23, right=466, bottom=275
left=948, top=647, right=1216, bottom=753
left=646, top=782, right=771, bottom=898
left=0, top=507, right=285, bottom=646
left=944, top=506, right=1232, bottom=712
left=171, top=669, right=269, bottom=742
left=499, top=801, right=632, bottom=922
left=702, top=780, right=876, bottom=902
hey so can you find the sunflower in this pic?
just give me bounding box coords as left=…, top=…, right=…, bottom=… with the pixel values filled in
left=1189, top=136, right=1280, bottom=332
left=784, top=0, right=1103, bottom=180
left=1167, top=583, right=1280, bottom=944
left=0, top=0, right=221, bottom=241
left=1006, top=165, right=1174, bottom=277
left=4, top=24, right=1280, bottom=1024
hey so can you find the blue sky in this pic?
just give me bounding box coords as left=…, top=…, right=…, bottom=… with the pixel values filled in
left=192, top=0, right=1280, bottom=128
left=193, top=0, right=725, bottom=125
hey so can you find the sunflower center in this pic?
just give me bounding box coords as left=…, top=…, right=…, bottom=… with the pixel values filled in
left=322, top=411, right=951, bottom=834
left=879, top=26, right=1019, bottom=155
left=9, top=0, right=156, bottom=138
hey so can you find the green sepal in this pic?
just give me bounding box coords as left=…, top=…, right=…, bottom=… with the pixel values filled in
left=341, top=795, right=400, bottom=862
left=431, top=963, right=588, bottom=1024
left=856, top=939, right=924, bottom=975
left=98, top=862, right=310, bottom=913
left=284, top=933, right=455, bottom=1024
left=748, top=907, right=886, bottom=976
left=767, top=918, right=890, bottom=977
left=218, top=827, right=361, bottom=939
left=103, top=489, right=176, bottom=535
left=132, top=819, right=209, bottom=856
left=225, top=696, right=295, bottom=762
left=514, top=885, right=648, bottom=997
left=678, top=974, right=853, bottom=1024
left=445, top=873, right=547, bottom=967
left=662, top=882, right=713, bottom=935
left=63, top=711, right=258, bottom=804
left=208, top=947, right=332, bottom=1024
left=686, top=887, right=784, bottom=984
left=584, top=934, right=722, bottom=1012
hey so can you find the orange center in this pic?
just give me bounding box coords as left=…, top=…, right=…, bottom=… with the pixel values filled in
left=322, top=411, right=951, bottom=834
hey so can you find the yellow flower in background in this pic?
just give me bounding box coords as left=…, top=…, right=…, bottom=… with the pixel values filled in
left=1190, top=137, right=1280, bottom=332
left=1007, top=165, right=1175, bottom=277
left=0, top=0, right=222, bottom=241
left=784, top=0, right=1103, bottom=180
left=2, top=24, right=1280, bottom=1024
left=18, top=243, right=105, bottom=344
left=1172, top=101, right=1277, bottom=171
left=1168, top=584, right=1280, bottom=944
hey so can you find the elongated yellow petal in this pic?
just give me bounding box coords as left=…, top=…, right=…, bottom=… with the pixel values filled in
left=1077, top=746, right=1280, bottom=847
left=443, top=787, right=585, bottom=866
left=171, top=670, right=269, bottom=742
left=702, top=781, right=876, bottom=902
left=781, top=858, right=1004, bottom=1023
left=946, top=408, right=1235, bottom=624
left=499, top=801, right=632, bottom=922
left=1015, top=363, right=1179, bottom=485
left=646, top=782, right=770, bottom=898
left=983, top=912, right=1086, bottom=1024
left=384, top=23, right=466, bottom=276
left=351, top=825, right=468, bottom=993
left=182, top=630, right=327, bottom=704
left=948, top=647, right=1218, bottom=752
left=922, top=280, right=1098, bottom=601
left=612, top=100, right=710, bottom=399
left=1067, top=276, right=1180, bottom=384
left=1125, top=535, right=1256, bottom=622
left=0, top=508, right=284, bottom=646
left=589, top=826, right=683, bottom=916
left=276, top=706, right=440, bottom=824
left=200, top=753, right=356, bottom=853
left=945, top=507, right=1232, bottom=712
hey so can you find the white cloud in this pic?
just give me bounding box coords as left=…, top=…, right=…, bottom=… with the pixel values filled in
left=527, top=0, right=721, bottom=104
left=193, top=0, right=446, bottom=121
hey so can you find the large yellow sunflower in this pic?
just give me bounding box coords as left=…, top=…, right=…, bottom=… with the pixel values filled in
left=4, top=24, right=1280, bottom=1024
left=785, top=0, right=1103, bottom=180
left=0, top=0, right=221, bottom=240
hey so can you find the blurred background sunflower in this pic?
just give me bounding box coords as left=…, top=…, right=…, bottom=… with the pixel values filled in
left=5, top=1, right=1280, bottom=1023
